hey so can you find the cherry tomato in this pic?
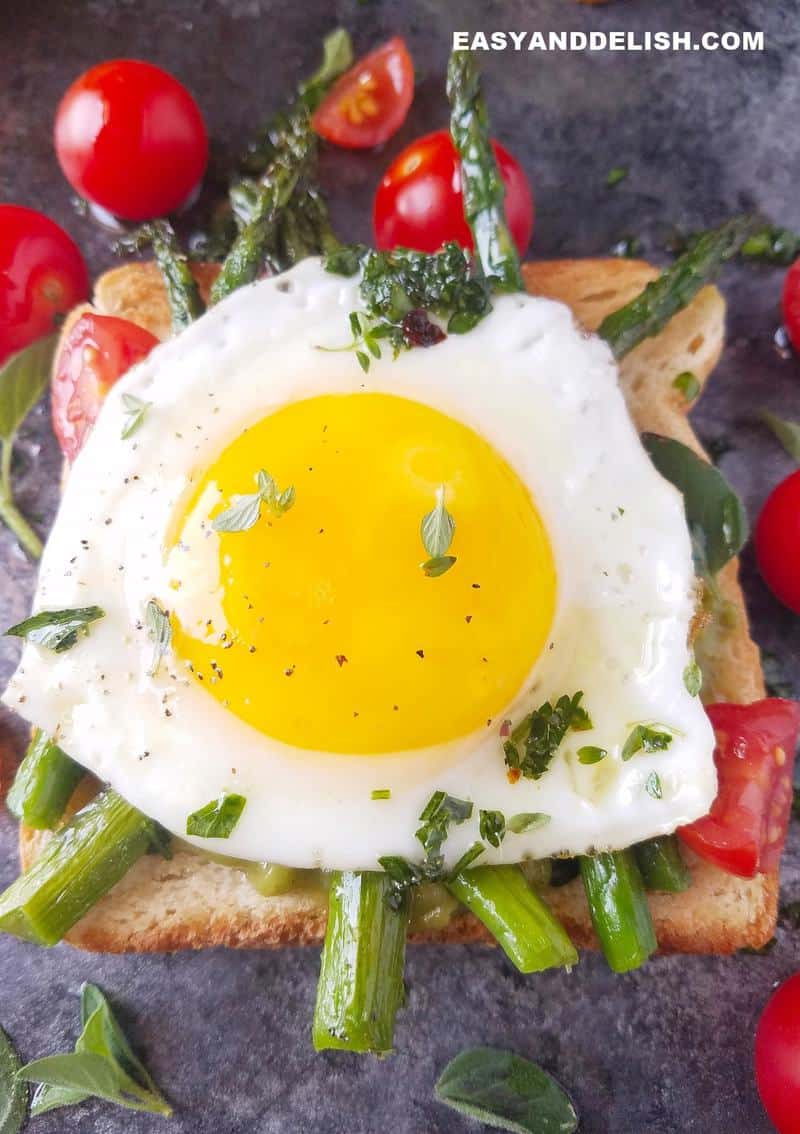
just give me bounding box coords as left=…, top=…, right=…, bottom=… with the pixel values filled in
left=782, top=259, right=800, bottom=353
left=756, top=973, right=800, bottom=1133
left=678, top=699, right=800, bottom=877
left=0, top=205, right=88, bottom=367
left=373, top=129, right=534, bottom=255
left=51, top=313, right=159, bottom=461
left=312, top=37, right=414, bottom=150
left=54, top=60, right=208, bottom=221
left=756, top=469, right=800, bottom=613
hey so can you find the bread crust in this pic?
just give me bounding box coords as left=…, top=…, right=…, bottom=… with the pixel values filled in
left=20, top=257, right=774, bottom=954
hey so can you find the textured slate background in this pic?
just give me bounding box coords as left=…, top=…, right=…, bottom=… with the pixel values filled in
left=1, top=1, right=799, bottom=1131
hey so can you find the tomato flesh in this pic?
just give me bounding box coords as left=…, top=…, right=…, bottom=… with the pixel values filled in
left=54, top=60, right=208, bottom=221
left=312, top=37, right=414, bottom=150
left=756, top=468, right=800, bottom=613
left=678, top=699, right=800, bottom=877
left=756, top=973, right=800, bottom=1134
left=782, top=258, right=800, bottom=353
left=52, top=313, right=159, bottom=461
left=0, top=205, right=88, bottom=367
left=373, top=129, right=534, bottom=255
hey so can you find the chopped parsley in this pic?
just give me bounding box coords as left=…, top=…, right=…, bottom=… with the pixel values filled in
left=378, top=789, right=474, bottom=909
left=186, top=792, right=246, bottom=838
left=478, top=809, right=506, bottom=848
left=5, top=606, right=105, bottom=653
left=621, top=724, right=673, bottom=762
left=504, top=692, right=592, bottom=781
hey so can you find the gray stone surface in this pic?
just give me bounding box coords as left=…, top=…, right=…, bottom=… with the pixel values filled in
left=1, top=1, right=799, bottom=1130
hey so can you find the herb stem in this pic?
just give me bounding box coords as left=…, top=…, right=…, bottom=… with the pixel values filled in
left=447, top=51, right=524, bottom=292
left=313, top=870, right=408, bottom=1054
left=0, top=438, right=42, bottom=559
left=447, top=865, right=578, bottom=973
left=579, top=849, right=657, bottom=972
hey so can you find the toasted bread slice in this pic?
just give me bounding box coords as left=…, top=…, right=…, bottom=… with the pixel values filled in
left=20, top=257, right=772, bottom=954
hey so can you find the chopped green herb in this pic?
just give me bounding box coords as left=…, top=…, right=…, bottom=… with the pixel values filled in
left=371, top=789, right=391, bottom=801
left=435, top=1046, right=578, bottom=1134
left=420, top=485, right=456, bottom=576
left=577, top=745, right=608, bottom=765
left=645, top=771, right=663, bottom=799
left=5, top=606, right=105, bottom=654
left=478, top=809, right=506, bottom=848
left=212, top=467, right=295, bottom=532
left=606, top=166, right=628, bottom=188
left=672, top=371, right=700, bottom=402
left=422, top=555, right=457, bottom=578
left=506, top=812, right=551, bottom=835
left=378, top=791, right=475, bottom=909
left=120, top=393, right=151, bottom=440
left=622, top=724, right=672, bottom=762
left=144, top=600, right=171, bottom=678
left=683, top=660, right=702, bottom=697
left=186, top=792, right=246, bottom=839
left=504, top=692, right=592, bottom=781
left=760, top=409, right=800, bottom=463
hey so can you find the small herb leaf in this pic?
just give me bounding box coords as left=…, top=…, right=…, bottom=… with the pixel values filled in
left=5, top=606, right=105, bottom=653
left=672, top=371, right=700, bottom=402
left=0, top=334, right=57, bottom=445
left=120, top=393, right=151, bottom=440
left=683, top=660, right=702, bottom=697
left=422, top=555, right=457, bottom=578
left=212, top=492, right=263, bottom=533
left=479, top=809, right=506, bottom=848
left=145, top=600, right=172, bottom=678
left=577, top=746, right=607, bottom=765
left=506, top=812, right=551, bottom=835
left=760, top=409, right=800, bottom=463
left=435, top=1046, right=578, bottom=1134
left=0, top=1027, right=27, bottom=1134
left=421, top=485, right=456, bottom=559
left=186, top=792, right=246, bottom=838
left=645, top=771, right=663, bottom=799
left=622, top=724, right=672, bottom=762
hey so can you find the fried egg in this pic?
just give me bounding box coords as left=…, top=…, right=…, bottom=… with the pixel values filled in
left=3, top=258, right=716, bottom=869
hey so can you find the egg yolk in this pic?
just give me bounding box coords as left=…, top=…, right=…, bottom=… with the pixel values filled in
left=170, top=393, right=556, bottom=753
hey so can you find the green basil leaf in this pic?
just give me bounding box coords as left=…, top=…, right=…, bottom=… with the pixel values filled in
left=0, top=1027, right=27, bottom=1134
left=5, top=606, right=105, bottom=653
left=642, top=433, right=748, bottom=574
left=435, top=1046, right=578, bottom=1134
left=0, top=334, right=57, bottom=445
left=186, top=792, right=246, bottom=838
left=18, top=1052, right=125, bottom=1105
left=760, top=409, right=800, bottom=463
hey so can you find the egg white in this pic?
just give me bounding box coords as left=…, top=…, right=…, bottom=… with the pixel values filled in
left=3, top=258, right=716, bottom=869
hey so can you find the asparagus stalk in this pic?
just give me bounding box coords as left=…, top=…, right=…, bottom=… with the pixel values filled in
left=313, top=871, right=408, bottom=1054
left=635, top=836, right=691, bottom=893
left=579, top=850, right=657, bottom=973
left=598, top=215, right=761, bottom=359
left=447, top=865, right=578, bottom=973
left=136, top=220, right=205, bottom=332
left=0, top=789, right=156, bottom=945
left=6, top=730, right=83, bottom=830
left=446, top=51, right=524, bottom=293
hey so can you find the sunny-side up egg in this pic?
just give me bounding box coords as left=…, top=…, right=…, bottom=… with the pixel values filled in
left=3, top=257, right=716, bottom=869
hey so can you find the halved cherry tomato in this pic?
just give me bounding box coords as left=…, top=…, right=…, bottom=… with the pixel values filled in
left=54, top=60, right=208, bottom=221
left=756, top=468, right=800, bottom=613
left=782, top=258, right=800, bottom=353
left=312, top=37, right=414, bottom=150
left=0, top=205, right=88, bottom=366
left=373, top=129, right=534, bottom=255
left=756, top=973, right=800, bottom=1134
left=678, top=699, right=800, bottom=878
left=52, top=313, right=159, bottom=461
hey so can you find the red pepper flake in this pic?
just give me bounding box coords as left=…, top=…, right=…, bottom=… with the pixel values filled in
left=402, top=308, right=446, bottom=348
left=336, top=654, right=348, bottom=667
left=416, top=649, right=425, bottom=659
left=507, top=767, right=521, bottom=785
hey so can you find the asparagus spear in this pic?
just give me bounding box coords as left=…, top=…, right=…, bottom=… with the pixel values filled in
left=313, top=871, right=408, bottom=1054
left=120, top=220, right=205, bottom=332
left=635, top=835, right=691, bottom=893
left=446, top=51, right=524, bottom=293
left=0, top=789, right=156, bottom=945
left=6, top=730, right=83, bottom=830
left=598, top=215, right=761, bottom=359
left=447, top=865, right=578, bottom=973
left=579, top=850, right=657, bottom=973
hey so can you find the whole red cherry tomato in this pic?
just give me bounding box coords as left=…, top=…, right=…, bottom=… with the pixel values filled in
left=312, top=37, right=414, bottom=150
left=54, top=60, right=208, bottom=221
left=755, top=468, right=800, bottom=613
left=0, top=205, right=88, bottom=366
left=373, top=129, right=534, bottom=255
left=782, top=258, right=800, bottom=353
left=52, top=313, right=159, bottom=461
left=755, top=973, right=800, bottom=1133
